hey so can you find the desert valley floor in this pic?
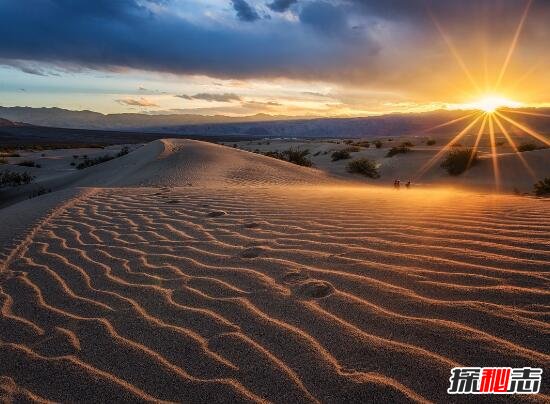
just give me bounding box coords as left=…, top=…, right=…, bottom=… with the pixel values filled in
left=0, top=140, right=548, bottom=402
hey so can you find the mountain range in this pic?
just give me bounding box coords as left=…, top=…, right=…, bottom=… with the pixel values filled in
left=0, top=106, right=549, bottom=140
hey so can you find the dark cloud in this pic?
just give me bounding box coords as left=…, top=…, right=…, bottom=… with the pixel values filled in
left=231, top=0, right=260, bottom=22
left=267, top=0, right=298, bottom=13
left=0, top=0, right=378, bottom=82
left=0, top=0, right=548, bottom=94
left=299, top=2, right=349, bottom=36
left=176, top=93, right=242, bottom=102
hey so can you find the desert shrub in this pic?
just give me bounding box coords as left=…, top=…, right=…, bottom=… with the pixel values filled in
left=450, top=142, right=462, bottom=147
left=373, top=140, right=383, bottom=149
left=0, top=158, right=6, bottom=165
left=0, top=152, right=20, bottom=157
left=386, top=144, right=411, bottom=157
left=73, top=155, right=79, bottom=159
left=264, top=148, right=312, bottom=167
left=17, top=160, right=38, bottom=167
left=343, top=146, right=361, bottom=153
left=283, top=148, right=312, bottom=167
left=400, top=141, right=414, bottom=147
left=0, top=170, right=34, bottom=187
left=441, top=148, right=478, bottom=175
left=70, top=162, right=75, bottom=166
left=534, top=178, right=550, bottom=197
left=331, top=150, right=352, bottom=161
left=347, top=158, right=380, bottom=178
left=426, top=139, right=436, bottom=146
left=29, top=187, right=52, bottom=199
left=518, top=142, right=539, bottom=152
left=313, top=151, right=321, bottom=156
left=352, top=140, right=370, bottom=148
left=495, top=141, right=505, bottom=147
left=76, top=154, right=114, bottom=169
left=116, top=146, right=130, bottom=157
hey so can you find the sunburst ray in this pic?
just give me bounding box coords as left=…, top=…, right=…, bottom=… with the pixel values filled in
left=495, top=111, right=550, bottom=147
left=427, top=7, right=481, bottom=93
left=415, top=113, right=482, bottom=179
left=492, top=113, right=537, bottom=179
left=467, top=114, right=488, bottom=169
left=494, top=0, right=533, bottom=90
left=487, top=115, right=501, bottom=191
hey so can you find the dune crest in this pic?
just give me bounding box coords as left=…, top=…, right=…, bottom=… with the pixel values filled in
left=1, top=139, right=548, bottom=402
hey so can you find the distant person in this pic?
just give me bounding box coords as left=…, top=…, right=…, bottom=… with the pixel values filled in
left=405, top=180, right=411, bottom=189
left=394, top=179, right=400, bottom=189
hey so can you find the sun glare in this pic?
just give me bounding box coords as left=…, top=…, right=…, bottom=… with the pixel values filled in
left=471, top=96, right=521, bottom=114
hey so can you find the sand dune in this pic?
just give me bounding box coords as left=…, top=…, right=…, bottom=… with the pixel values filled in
left=1, top=139, right=549, bottom=402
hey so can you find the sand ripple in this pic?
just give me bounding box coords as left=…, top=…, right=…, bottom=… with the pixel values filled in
left=1, top=140, right=549, bottom=402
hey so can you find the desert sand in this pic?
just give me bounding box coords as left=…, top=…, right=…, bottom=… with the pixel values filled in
left=0, top=139, right=549, bottom=402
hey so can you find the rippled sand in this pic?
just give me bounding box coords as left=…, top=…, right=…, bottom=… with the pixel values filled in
left=1, top=140, right=548, bottom=402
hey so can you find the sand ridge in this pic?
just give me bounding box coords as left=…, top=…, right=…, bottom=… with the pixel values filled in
left=0, top=139, right=549, bottom=402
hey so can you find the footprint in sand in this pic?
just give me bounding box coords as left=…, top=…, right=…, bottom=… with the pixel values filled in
left=296, top=280, right=334, bottom=299
left=207, top=210, right=227, bottom=217
left=282, top=269, right=309, bottom=284
left=240, top=246, right=265, bottom=258
left=244, top=222, right=261, bottom=228
left=166, top=199, right=179, bottom=204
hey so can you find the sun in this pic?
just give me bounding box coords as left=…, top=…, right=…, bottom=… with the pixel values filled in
left=471, top=95, right=521, bottom=114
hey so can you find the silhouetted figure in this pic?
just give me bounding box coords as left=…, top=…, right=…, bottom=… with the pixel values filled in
left=394, top=179, right=400, bottom=189
left=405, top=180, right=411, bottom=189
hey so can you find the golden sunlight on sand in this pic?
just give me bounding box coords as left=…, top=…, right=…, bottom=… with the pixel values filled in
left=0, top=139, right=548, bottom=402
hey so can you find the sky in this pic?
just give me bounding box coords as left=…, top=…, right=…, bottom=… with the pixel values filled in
left=0, top=0, right=549, bottom=117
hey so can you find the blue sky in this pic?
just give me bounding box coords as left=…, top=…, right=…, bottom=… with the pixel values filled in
left=0, top=0, right=548, bottom=116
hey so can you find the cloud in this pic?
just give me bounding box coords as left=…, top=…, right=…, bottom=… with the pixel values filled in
left=0, top=0, right=549, bottom=99
left=267, top=0, right=298, bottom=13
left=243, top=100, right=282, bottom=107
left=231, top=0, right=260, bottom=22
left=116, top=97, right=159, bottom=107
left=176, top=93, right=242, bottom=102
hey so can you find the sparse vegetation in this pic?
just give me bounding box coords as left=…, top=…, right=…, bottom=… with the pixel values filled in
left=352, top=140, right=370, bottom=148
left=0, top=152, right=20, bottom=157
left=75, top=147, right=130, bottom=170
left=29, top=187, right=52, bottom=199
left=534, top=177, right=550, bottom=197
left=76, top=154, right=115, bottom=169
left=450, top=142, right=462, bottom=147
left=17, top=160, right=41, bottom=168
left=441, top=148, right=478, bottom=175
left=373, top=140, right=383, bottom=149
left=517, top=142, right=539, bottom=152
left=426, top=139, right=436, bottom=146
left=331, top=150, right=351, bottom=161
left=264, top=148, right=313, bottom=167
left=116, top=146, right=130, bottom=157
left=0, top=170, right=34, bottom=187
left=0, top=158, right=6, bottom=165
left=347, top=158, right=380, bottom=178
left=386, top=143, right=412, bottom=157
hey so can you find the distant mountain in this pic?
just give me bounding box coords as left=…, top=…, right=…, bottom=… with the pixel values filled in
left=0, top=106, right=549, bottom=139
left=0, top=107, right=301, bottom=131
left=0, top=118, right=18, bottom=127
